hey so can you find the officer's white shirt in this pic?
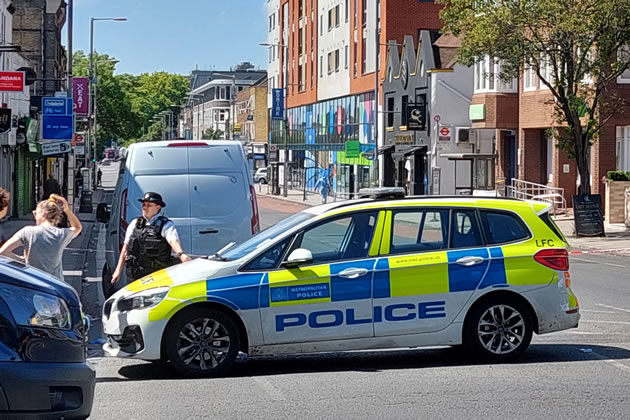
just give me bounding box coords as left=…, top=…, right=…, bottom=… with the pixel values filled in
left=124, top=214, right=180, bottom=254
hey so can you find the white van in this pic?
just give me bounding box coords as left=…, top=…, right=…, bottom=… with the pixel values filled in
left=97, top=140, right=260, bottom=291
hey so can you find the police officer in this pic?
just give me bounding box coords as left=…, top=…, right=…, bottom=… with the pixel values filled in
left=111, top=192, right=191, bottom=287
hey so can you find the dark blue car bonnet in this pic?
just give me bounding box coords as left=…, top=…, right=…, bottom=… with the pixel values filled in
left=0, top=257, right=80, bottom=307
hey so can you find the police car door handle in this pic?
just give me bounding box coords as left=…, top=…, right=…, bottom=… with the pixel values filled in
left=456, top=256, right=484, bottom=266
left=199, top=228, right=219, bottom=234
left=338, top=268, right=368, bottom=279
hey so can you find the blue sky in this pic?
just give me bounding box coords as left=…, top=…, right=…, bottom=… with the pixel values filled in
left=66, top=0, right=268, bottom=76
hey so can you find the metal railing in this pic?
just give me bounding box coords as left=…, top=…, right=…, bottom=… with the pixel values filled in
left=504, top=178, right=567, bottom=214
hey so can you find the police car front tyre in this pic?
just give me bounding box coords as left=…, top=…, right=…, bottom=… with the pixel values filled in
left=465, top=297, right=533, bottom=361
left=165, top=308, right=241, bottom=378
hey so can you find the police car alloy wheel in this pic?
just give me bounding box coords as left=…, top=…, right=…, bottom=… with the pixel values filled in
left=465, top=297, right=533, bottom=361
left=165, top=308, right=241, bottom=377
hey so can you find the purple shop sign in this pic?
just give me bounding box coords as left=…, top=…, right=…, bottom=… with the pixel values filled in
left=73, top=77, right=89, bottom=116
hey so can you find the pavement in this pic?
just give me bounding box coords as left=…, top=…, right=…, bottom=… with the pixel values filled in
left=261, top=187, right=630, bottom=256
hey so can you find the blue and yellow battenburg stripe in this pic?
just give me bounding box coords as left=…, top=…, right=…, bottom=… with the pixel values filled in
left=139, top=246, right=554, bottom=322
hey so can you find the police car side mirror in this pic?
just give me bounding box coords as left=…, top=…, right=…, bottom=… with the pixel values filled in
left=96, top=203, right=110, bottom=224
left=283, top=248, right=313, bottom=268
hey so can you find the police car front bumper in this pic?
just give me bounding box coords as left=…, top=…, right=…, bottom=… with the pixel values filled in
left=102, top=295, right=168, bottom=361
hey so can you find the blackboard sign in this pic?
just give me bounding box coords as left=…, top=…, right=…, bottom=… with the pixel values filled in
left=573, top=194, right=605, bottom=237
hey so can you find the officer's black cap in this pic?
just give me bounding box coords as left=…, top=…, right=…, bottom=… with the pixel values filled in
left=138, top=192, right=166, bottom=208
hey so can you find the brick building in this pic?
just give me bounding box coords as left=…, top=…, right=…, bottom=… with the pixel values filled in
left=13, top=0, right=67, bottom=96
left=470, top=56, right=630, bottom=207
left=235, top=78, right=269, bottom=142
left=267, top=0, right=441, bottom=197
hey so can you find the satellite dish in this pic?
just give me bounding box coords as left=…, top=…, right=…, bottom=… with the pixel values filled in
left=17, top=67, right=37, bottom=86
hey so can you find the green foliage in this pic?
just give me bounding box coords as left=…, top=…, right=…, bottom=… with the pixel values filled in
left=202, top=128, right=224, bottom=140
left=72, top=51, right=189, bottom=157
left=437, top=0, right=630, bottom=193
left=607, top=171, right=630, bottom=181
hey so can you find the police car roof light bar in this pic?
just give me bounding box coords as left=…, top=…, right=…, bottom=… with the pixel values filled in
left=357, top=187, right=406, bottom=200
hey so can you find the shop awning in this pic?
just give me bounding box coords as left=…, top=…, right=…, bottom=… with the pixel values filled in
left=403, top=146, right=428, bottom=157
left=377, top=144, right=395, bottom=155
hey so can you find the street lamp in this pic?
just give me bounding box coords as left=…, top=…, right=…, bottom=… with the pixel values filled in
left=88, top=17, right=127, bottom=189
left=259, top=42, right=289, bottom=197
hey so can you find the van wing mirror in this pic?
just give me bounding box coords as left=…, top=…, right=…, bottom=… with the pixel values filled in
left=282, top=248, right=313, bottom=268
left=96, top=203, right=110, bottom=224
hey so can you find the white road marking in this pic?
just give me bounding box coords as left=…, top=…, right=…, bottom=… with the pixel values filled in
left=596, top=304, right=630, bottom=314
left=253, top=377, right=286, bottom=401
left=581, top=310, right=617, bottom=314
left=572, top=257, right=626, bottom=268
left=581, top=320, right=630, bottom=326
left=590, top=351, right=630, bottom=375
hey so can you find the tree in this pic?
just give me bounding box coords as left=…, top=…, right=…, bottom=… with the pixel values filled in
left=202, top=128, right=224, bottom=140
left=71, top=51, right=190, bottom=156
left=438, top=0, right=630, bottom=194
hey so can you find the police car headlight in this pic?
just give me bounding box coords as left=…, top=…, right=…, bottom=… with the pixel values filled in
left=117, top=287, right=169, bottom=312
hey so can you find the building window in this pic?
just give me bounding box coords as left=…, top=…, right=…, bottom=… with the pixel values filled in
left=328, top=50, right=339, bottom=75
left=539, top=54, right=555, bottom=90
left=473, top=56, right=517, bottom=93
left=617, top=45, right=630, bottom=84
left=299, top=28, right=304, bottom=56
left=362, top=0, right=367, bottom=26
left=345, top=0, right=349, bottom=22
left=386, top=96, right=394, bottom=128
left=361, top=37, right=367, bottom=74
left=354, top=0, right=358, bottom=28
left=345, top=45, right=349, bottom=69
left=269, top=14, right=273, bottom=32
left=320, top=15, right=323, bottom=36
left=523, top=60, right=537, bottom=91
left=320, top=56, right=323, bottom=78
left=328, top=5, right=339, bottom=31
left=617, top=126, right=630, bottom=171
left=354, top=41, right=358, bottom=77
left=269, top=47, right=272, bottom=63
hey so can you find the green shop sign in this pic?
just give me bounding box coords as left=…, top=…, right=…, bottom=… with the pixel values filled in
left=345, top=140, right=360, bottom=158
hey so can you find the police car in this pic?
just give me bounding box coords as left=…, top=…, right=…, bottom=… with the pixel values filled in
left=102, top=188, right=580, bottom=377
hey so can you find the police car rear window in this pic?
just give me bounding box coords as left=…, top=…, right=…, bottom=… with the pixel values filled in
left=538, top=211, right=567, bottom=243
left=479, top=210, right=530, bottom=245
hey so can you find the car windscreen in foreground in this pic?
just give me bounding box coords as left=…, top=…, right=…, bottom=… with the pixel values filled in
left=221, top=212, right=314, bottom=260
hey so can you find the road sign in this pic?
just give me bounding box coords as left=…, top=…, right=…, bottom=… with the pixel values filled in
left=43, top=97, right=72, bottom=115
left=434, top=115, right=441, bottom=122
left=272, top=89, right=284, bottom=120
left=42, top=140, right=72, bottom=156
left=42, top=97, right=74, bottom=141
left=42, top=116, right=73, bottom=141
left=0, top=71, right=25, bottom=92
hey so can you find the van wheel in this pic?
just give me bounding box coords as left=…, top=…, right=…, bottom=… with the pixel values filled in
left=165, top=307, right=240, bottom=378
left=464, top=297, right=533, bottom=361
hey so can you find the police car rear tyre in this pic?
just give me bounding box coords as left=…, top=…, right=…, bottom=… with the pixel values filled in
left=465, top=297, right=533, bottom=361
left=165, top=308, right=240, bottom=377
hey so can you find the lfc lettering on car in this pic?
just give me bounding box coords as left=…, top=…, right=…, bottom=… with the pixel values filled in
left=276, top=301, right=447, bottom=332
left=535, top=239, right=555, bottom=247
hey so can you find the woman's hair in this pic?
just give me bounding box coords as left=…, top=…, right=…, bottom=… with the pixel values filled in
left=0, top=188, right=8, bottom=212
left=36, top=198, right=64, bottom=225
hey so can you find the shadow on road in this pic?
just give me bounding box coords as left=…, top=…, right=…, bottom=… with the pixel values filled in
left=96, top=343, right=630, bottom=383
